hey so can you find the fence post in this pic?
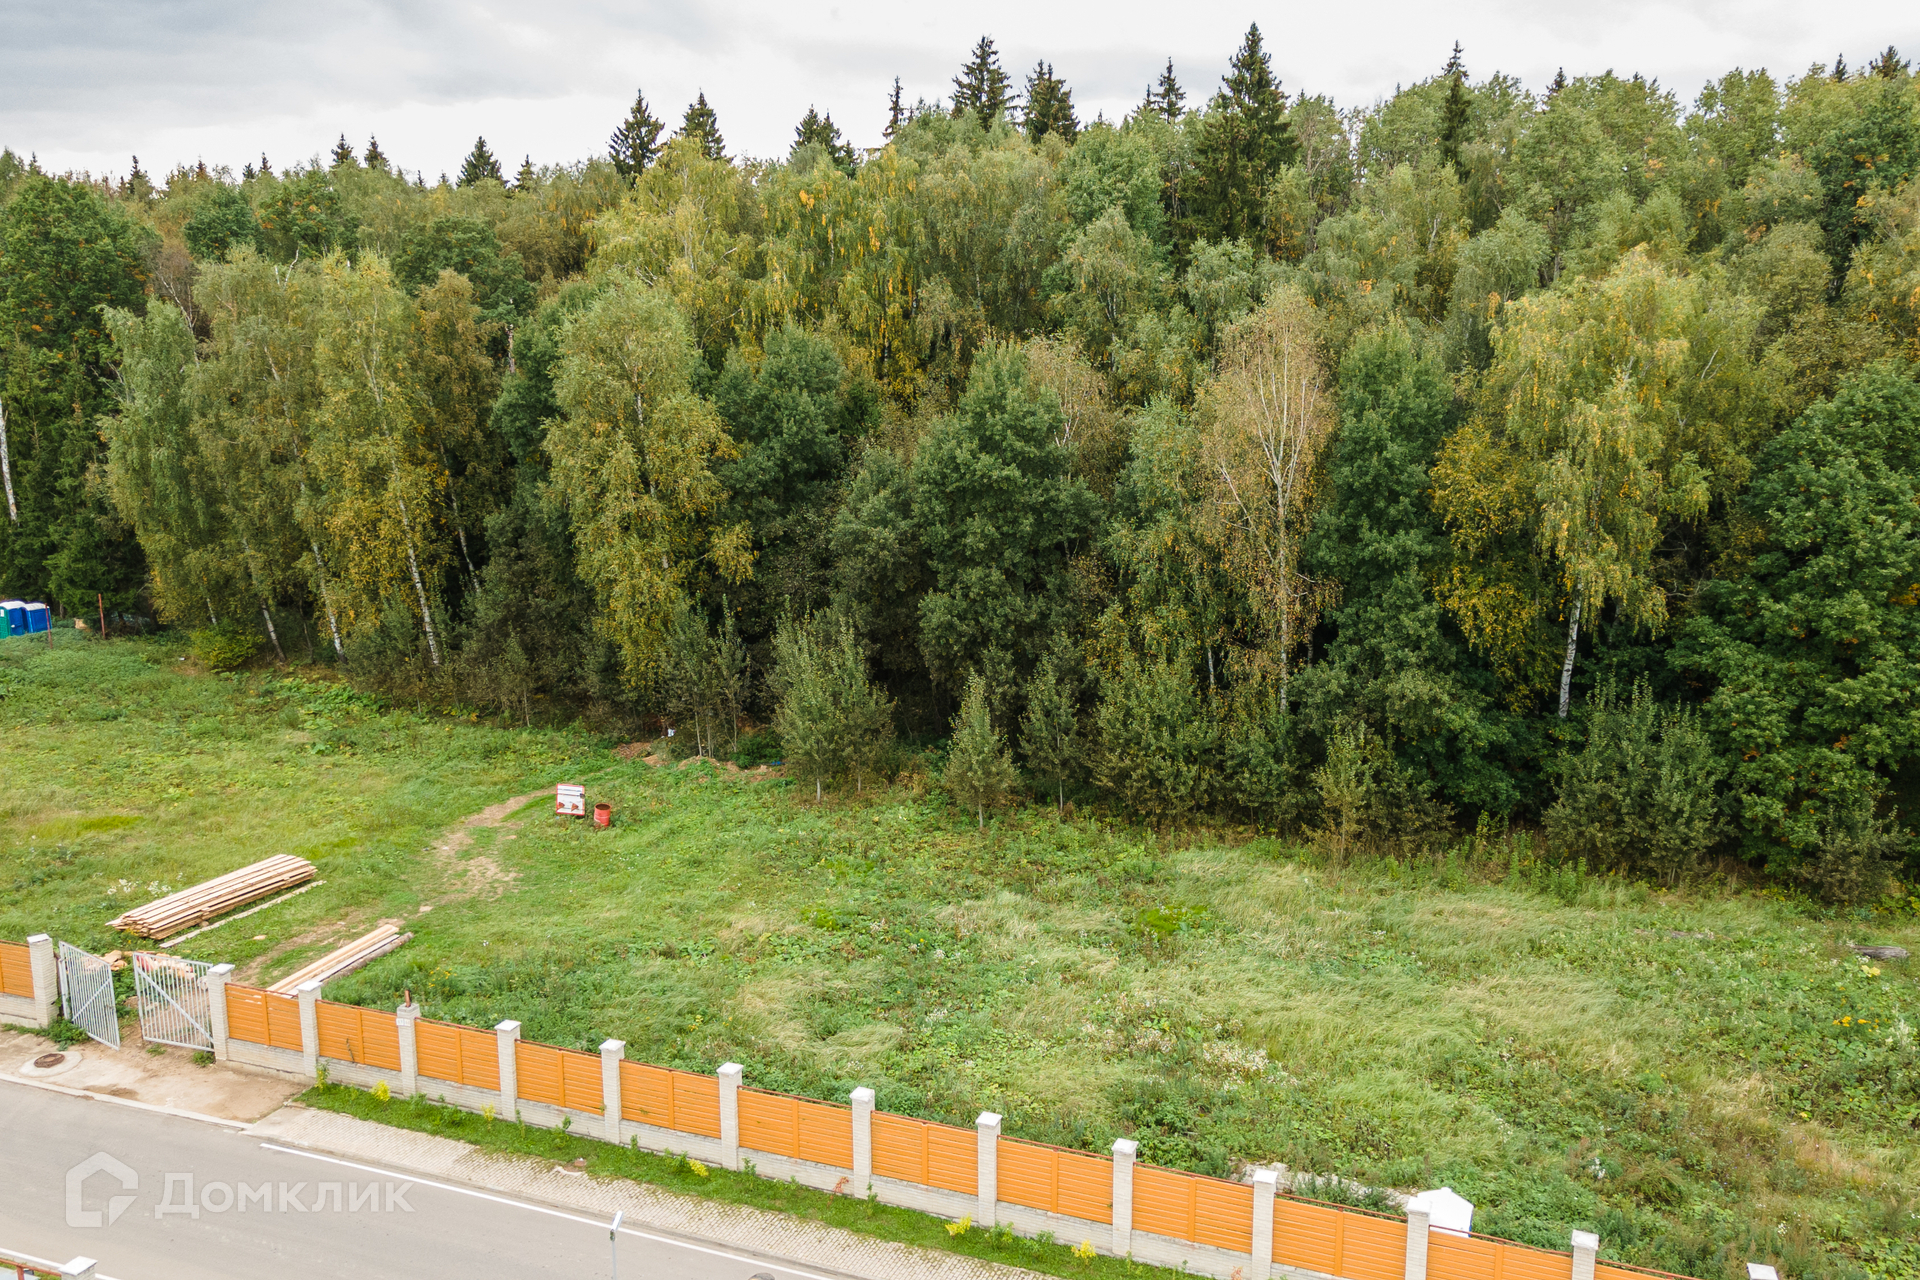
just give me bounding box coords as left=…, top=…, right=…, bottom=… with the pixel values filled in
left=26, top=933, right=57, bottom=1029
left=203, top=964, right=233, bottom=1062
left=1252, top=1168, right=1277, bottom=1276
left=495, top=1020, right=521, bottom=1116
left=599, top=1039, right=625, bottom=1143
left=1747, top=1266, right=1780, bottom=1280
left=975, top=1111, right=1001, bottom=1228
left=717, top=1062, right=743, bottom=1171
left=395, top=1001, right=420, bottom=1098
left=1111, top=1138, right=1136, bottom=1258
left=58, top=1257, right=97, bottom=1280
left=296, top=981, right=322, bottom=1079
left=850, top=1087, right=874, bottom=1192
left=1571, top=1232, right=1598, bottom=1280
left=1405, top=1207, right=1432, bottom=1280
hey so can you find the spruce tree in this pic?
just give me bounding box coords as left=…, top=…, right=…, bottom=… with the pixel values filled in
left=457, top=136, right=503, bottom=186
left=884, top=77, right=906, bottom=138
left=945, top=672, right=1018, bottom=829
left=609, top=88, right=665, bottom=178
left=258, top=153, right=273, bottom=177
left=1869, top=46, right=1908, bottom=78
left=1020, top=641, right=1082, bottom=811
left=793, top=106, right=857, bottom=171
left=1832, top=53, right=1848, bottom=82
left=1437, top=42, right=1472, bottom=177
left=363, top=136, right=389, bottom=169
left=1023, top=62, right=1078, bottom=143
left=1187, top=23, right=1296, bottom=243
left=330, top=134, right=355, bottom=167
left=1145, top=58, right=1185, bottom=122
left=514, top=155, right=536, bottom=191
left=1547, top=68, right=1567, bottom=97
left=951, top=36, right=1013, bottom=129
left=677, top=92, right=726, bottom=160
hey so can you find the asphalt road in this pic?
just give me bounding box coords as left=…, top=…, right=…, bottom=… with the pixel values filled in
left=0, top=1083, right=830, bottom=1280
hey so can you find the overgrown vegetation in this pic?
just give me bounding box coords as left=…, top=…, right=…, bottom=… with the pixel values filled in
left=2, top=636, right=1915, bottom=1280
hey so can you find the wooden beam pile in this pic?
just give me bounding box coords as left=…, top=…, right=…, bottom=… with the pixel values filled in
left=107, top=855, right=316, bottom=939
left=267, top=925, right=411, bottom=994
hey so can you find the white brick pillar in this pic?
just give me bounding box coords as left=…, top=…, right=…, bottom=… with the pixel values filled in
left=26, top=934, right=57, bottom=1028
left=600, top=1039, right=625, bottom=1143
left=717, top=1062, right=743, bottom=1170
left=1252, top=1168, right=1278, bottom=1276
left=395, top=1001, right=420, bottom=1098
left=975, top=1111, right=1001, bottom=1228
left=1111, top=1138, right=1137, bottom=1257
left=1571, top=1232, right=1599, bottom=1280
left=850, top=1087, right=875, bottom=1191
left=58, top=1257, right=98, bottom=1280
left=495, top=1020, right=521, bottom=1115
left=296, top=981, right=322, bottom=1079
left=203, top=964, right=234, bottom=1062
left=1746, top=1265, right=1780, bottom=1280
left=1405, top=1207, right=1432, bottom=1280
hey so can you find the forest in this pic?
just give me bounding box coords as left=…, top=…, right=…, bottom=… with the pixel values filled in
left=2, top=32, right=1918, bottom=901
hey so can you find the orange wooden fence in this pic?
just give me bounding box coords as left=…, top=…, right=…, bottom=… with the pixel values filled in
left=0, top=942, right=33, bottom=998
left=738, top=1087, right=854, bottom=1169
left=872, top=1112, right=977, bottom=1195
left=226, top=985, right=302, bottom=1050
left=415, top=1018, right=500, bottom=1090
left=1134, top=1164, right=1256, bottom=1253
left=515, top=1040, right=604, bottom=1113
left=999, top=1138, right=1112, bottom=1224
left=315, top=1000, right=401, bottom=1070
left=619, top=1061, right=722, bottom=1137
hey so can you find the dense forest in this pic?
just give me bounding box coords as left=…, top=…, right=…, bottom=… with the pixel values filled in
left=3, top=32, right=1919, bottom=900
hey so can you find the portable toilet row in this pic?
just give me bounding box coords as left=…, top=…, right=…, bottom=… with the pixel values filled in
left=2, top=601, right=49, bottom=636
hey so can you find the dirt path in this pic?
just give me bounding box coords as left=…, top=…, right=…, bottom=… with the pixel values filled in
left=424, top=790, right=548, bottom=901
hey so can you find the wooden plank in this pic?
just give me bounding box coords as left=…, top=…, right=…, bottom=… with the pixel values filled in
left=997, top=1140, right=1057, bottom=1213
left=560, top=1049, right=602, bottom=1114
left=1193, top=1176, right=1253, bottom=1253
left=108, top=855, right=315, bottom=938
left=225, top=986, right=270, bottom=1046
left=1430, top=1231, right=1501, bottom=1280
left=621, top=1061, right=674, bottom=1126
left=669, top=1071, right=720, bottom=1138
left=794, top=1099, right=853, bottom=1170
left=1133, top=1164, right=1196, bottom=1241
left=1502, top=1241, right=1574, bottom=1280
left=516, top=1041, right=564, bottom=1107
left=871, top=1113, right=927, bottom=1183
left=457, top=1026, right=499, bottom=1091
left=1275, top=1196, right=1342, bottom=1275
left=739, top=1090, right=799, bottom=1158
left=1340, top=1210, right=1406, bottom=1280
left=925, top=1122, right=977, bottom=1196
left=264, top=992, right=302, bottom=1051
left=415, top=1021, right=461, bottom=1084
left=1056, top=1149, right=1113, bottom=1225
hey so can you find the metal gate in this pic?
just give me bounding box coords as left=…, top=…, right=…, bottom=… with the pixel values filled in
left=58, top=941, right=119, bottom=1048
left=130, top=952, right=214, bottom=1051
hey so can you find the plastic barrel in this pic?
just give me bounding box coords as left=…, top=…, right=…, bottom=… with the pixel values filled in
left=593, top=803, right=612, bottom=828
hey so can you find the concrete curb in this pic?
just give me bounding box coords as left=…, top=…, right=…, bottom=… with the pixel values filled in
left=0, top=1066, right=254, bottom=1130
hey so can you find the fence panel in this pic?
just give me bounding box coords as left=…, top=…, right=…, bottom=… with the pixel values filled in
left=1275, top=1196, right=1343, bottom=1275
left=516, top=1041, right=565, bottom=1107
left=871, top=1113, right=928, bottom=1183
left=1193, top=1176, right=1254, bottom=1253
left=739, top=1090, right=799, bottom=1158
left=1503, top=1242, right=1573, bottom=1280
left=1056, top=1149, right=1112, bottom=1224
left=1339, top=1211, right=1406, bottom=1280
left=0, top=941, right=32, bottom=998
left=315, top=1002, right=401, bottom=1071
left=620, top=1061, right=673, bottom=1126
left=560, top=1049, right=603, bottom=1114
left=997, top=1140, right=1057, bottom=1213
left=925, top=1122, right=977, bottom=1195
left=1133, top=1164, right=1196, bottom=1241
left=265, top=992, right=302, bottom=1050
left=226, top=986, right=270, bottom=1045
left=1430, top=1231, right=1502, bottom=1280
left=795, top=1099, right=853, bottom=1169
left=670, top=1070, right=721, bottom=1138
left=415, top=1019, right=498, bottom=1090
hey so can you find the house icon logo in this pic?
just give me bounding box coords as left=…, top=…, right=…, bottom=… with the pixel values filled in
left=66, top=1152, right=138, bottom=1228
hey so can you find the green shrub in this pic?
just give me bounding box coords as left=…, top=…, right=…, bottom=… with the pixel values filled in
left=190, top=620, right=262, bottom=672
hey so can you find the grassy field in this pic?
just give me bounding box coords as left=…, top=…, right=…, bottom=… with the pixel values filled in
left=3, top=633, right=1917, bottom=1280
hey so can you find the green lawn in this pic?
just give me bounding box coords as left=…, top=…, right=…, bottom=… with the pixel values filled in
left=3, top=633, right=1916, bottom=1280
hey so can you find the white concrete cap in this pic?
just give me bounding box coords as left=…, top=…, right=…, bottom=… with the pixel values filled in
left=1406, top=1187, right=1475, bottom=1236
left=1747, top=1265, right=1780, bottom=1280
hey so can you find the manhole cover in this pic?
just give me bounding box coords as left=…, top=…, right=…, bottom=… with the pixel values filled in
left=33, top=1053, right=65, bottom=1069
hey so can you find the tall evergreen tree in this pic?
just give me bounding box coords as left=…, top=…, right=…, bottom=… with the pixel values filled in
left=1868, top=46, right=1909, bottom=78
left=1547, top=67, right=1567, bottom=97
left=677, top=92, right=726, bottom=160
left=609, top=88, right=666, bottom=178
left=514, top=155, right=536, bottom=190
left=793, top=106, right=857, bottom=171
left=1186, top=24, right=1296, bottom=244
left=330, top=134, right=355, bottom=167
left=363, top=136, right=389, bottom=170
left=1437, top=42, right=1472, bottom=177
left=951, top=36, right=1014, bottom=129
left=945, top=672, right=1018, bottom=829
left=1144, top=58, right=1185, bottom=122
left=884, top=77, right=906, bottom=138
left=457, top=136, right=503, bottom=186
left=1023, top=62, right=1078, bottom=143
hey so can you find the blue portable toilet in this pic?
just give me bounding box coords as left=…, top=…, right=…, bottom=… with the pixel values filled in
left=24, top=603, right=49, bottom=634
left=0, top=602, right=24, bottom=637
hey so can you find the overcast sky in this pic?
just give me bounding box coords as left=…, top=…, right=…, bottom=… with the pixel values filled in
left=2, top=0, right=1914, bottom=182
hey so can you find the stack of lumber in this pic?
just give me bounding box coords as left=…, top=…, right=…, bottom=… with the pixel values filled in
left=267, top=925, right=411, bottom=994
left=108, top=855, right=315, bottom=939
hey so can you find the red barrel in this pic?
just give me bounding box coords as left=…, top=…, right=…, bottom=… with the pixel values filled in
left=593, top=803, right=612, bottom=828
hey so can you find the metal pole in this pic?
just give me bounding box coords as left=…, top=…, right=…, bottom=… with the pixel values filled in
left=609, top=1210, right=623, bottom=1280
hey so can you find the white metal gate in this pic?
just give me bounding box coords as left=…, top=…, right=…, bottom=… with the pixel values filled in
left=131, top=952, right=214, bottom=1051
left=58, top=941, right=119, bottom=1048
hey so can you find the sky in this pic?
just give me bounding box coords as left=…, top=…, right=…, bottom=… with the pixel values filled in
left=2, top=0, right=1915, bottom=182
